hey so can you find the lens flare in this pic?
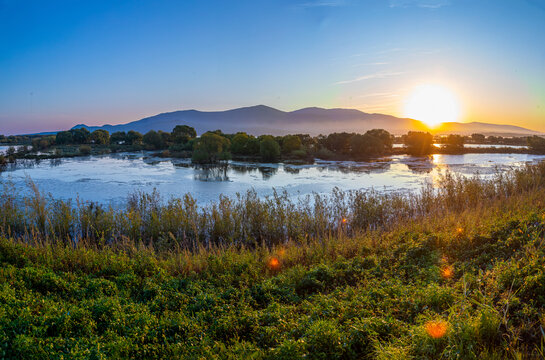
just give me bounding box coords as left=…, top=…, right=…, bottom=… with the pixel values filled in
left=425, top=320, right=449, bottom=339
left=268, top=257, right=281, bottom=271
left=440, top=265, right=454, bottom=279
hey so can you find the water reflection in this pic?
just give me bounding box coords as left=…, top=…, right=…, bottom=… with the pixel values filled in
left=50, top=158, right=62, bottom=167
left=284, top=166, right=301, bottom=174
left=402, top=156, right=435, bottom=174
left=258, top=166, right=278, bottom=180
left=194, top=164, right=229, bottom=181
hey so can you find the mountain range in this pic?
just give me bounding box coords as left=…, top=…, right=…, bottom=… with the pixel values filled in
left=72, top=105, right=542, bottom=137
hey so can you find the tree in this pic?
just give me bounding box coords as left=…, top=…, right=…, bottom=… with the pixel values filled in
left=259, top=135, right=281, bottom=162
left=246, top=137, right=260, bottom=156
left=471, top=133, right=486, bottom=144
left=365, top=129, right=394, bottom=152
left=281, top=135, right=302, bottom=154
left=110, top=131, right=127, bottom=144
left=56, top=131, right=73, bottom=145
left=528, top=136, right=545, bottom=153
left=127, top=131, right=143, bottom=145
left=350, top=133, right=381, bottom=157
left=192, top=132, right=231, bottom=163
left=71, top=128, right=91, bottom=144
left=231, top=132, right=250, bottom=155
left=404, top=131, right=434, bottom=156
left=32, top=136, right=54, bottom=151
left=347, top=129, right=394, bottom=158
left=442, top=134, right=464, bottom=152
left=172, top=125, right=196, bottom=144
left=324, top=133, right=352, bottom=155
left=295, top=134, right=316, bottom=148
left=231, top=132, right=261, bottom=157
left=143, top=130, right=165, bottom=149
left=90, top=130, right=110, bottom=145
left=159, top=131, right=171, bottom=147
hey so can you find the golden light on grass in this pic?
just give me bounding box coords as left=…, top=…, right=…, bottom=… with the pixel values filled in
left=404, top=84, right=461, bottom=128
left=440, top=265, right=454, bottom=279
left=268, top=257, right=281, bottom=271
left=425, top=320, right=449, bottom=339
left=456, top=227, right=464, bottom=234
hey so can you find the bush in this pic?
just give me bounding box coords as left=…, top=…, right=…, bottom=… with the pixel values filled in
left=528, top=136, right=545, bottom=153
left=79, top=145, right=91, bottom=155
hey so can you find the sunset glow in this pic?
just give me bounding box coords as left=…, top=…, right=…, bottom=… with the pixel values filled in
left=404, top=85, right=461, bottom=128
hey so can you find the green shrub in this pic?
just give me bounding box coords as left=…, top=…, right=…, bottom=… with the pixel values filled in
left=79, top=145, right=91, bottom=155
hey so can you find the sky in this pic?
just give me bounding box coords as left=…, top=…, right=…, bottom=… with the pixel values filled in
left=1, top=0, right=544, bottom=134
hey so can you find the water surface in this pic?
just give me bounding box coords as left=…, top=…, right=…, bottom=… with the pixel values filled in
left=1, top=152, right=543, bottom=206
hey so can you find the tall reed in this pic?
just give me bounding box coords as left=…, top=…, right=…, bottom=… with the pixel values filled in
left=1, top=162, right=544, bottom=251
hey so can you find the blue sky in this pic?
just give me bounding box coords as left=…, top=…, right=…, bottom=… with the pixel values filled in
left=1, top=0, right=544, bottom=134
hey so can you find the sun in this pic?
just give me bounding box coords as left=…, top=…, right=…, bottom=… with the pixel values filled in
left=404, top=84, right=461, bottom=128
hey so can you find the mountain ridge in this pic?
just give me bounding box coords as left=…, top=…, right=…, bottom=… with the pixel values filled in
left=69, top=105, right=541, bottom=137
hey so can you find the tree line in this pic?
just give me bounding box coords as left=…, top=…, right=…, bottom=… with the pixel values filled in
left=2, top=127, right=545, bottom=165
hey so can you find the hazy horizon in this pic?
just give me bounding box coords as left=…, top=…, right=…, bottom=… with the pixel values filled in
left=1, top=0, right=544, bottom=134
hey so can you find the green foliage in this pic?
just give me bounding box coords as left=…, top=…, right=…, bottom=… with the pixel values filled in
left=55, top=131, right=73, bottom=145
left=110, top=131, right=127, bottom=144
left=231, top=132, right=260, bottom=157
left=259, top=136, right=281, bottom=162
left=171, top=125, right=196, bottom=145
left=79, top=145, right=92, bottom=155
left=281, top=135, right=302, bottom=154
left=126, top=130, right=143, bottom=145
left=350, top=132, right=384, bottom=158
left=318, top=130, right=393, bottom=159
left=71, top=128, right=91, bottom=144
left=90, top=129, right=110, bottom=145
left=322, top=132, right=352, bottom=155
left=143, top=130, right=165, bottom=149
left=192, top=132, right=231, bottom=163
left=31, top=136, right=55, bottom=151
left=404, top=131, right=434, bottom=155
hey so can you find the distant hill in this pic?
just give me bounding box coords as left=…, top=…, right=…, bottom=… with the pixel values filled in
left=434, top=122, right=543, bottom=137
left=71, top=105, right=541, bottom=137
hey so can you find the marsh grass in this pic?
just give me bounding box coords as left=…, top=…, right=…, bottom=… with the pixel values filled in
left=1, top=162, right=545, bottom=253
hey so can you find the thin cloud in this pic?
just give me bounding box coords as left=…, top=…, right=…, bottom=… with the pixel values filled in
left=389, top=0, right=450, bottom=9
left=335, top=71, right=404, bottom=85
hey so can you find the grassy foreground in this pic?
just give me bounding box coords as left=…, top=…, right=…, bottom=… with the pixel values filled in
left=1, top=166, right=545, bottom=358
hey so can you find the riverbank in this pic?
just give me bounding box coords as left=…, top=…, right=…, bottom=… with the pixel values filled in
left=1, top=163, right=545, bottom=358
